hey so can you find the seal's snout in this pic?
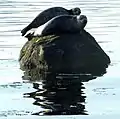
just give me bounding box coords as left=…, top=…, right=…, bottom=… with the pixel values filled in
left=79, top=15, right=87, bottom=24
left=79, top=15, right=87, bottom=20
left=83, top=18, right=87, bottom=24
left=77, top=15, right=87, bottom=29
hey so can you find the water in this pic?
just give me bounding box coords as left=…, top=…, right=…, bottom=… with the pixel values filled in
left=0, top=0, right=120, bottom=118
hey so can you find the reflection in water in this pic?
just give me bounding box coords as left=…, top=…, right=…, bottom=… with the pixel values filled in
left=23, top=64, right=107, bottom=115
left=24, top=74, right=87, bottom=115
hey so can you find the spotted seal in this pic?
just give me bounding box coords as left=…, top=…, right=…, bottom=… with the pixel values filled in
left=40, top=15, right=87, bottom=36
left=21, top=7, right=81, bottom=36
left=25, top=15, right=87, bottom=40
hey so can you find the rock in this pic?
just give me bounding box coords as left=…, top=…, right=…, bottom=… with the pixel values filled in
left=19, top=30, right=110, bottom=80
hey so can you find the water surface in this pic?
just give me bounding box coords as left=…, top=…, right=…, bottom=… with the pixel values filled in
left=0, top=0, right=120, bottom=118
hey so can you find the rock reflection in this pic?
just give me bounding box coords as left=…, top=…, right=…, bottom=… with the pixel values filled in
left=24, top=74, right=87, bottom=115
left=23, top=66, right=107, bottom=115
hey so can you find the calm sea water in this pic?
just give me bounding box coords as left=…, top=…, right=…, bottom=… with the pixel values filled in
left=0, top=0, right=120, bottom=118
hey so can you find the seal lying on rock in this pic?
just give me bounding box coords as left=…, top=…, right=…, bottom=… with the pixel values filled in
left=41, top=15, right=87, bottom=36
left=21, top=7, right=81, bottom=36
left=25, top=15, right=87, bottom=40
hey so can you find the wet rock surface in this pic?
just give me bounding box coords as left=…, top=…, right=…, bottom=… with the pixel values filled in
left=19, top=30, right=110, bottom=80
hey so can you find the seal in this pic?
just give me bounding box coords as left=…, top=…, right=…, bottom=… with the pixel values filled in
left=40, top=15, right=87, bottom=36
left=25, top=15, right=87, bottom=40
left=21, top=7, right=81, bottom=36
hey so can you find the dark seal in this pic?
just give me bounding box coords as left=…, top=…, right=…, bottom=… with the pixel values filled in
left=41, top=15, right=87, bottom=36
left=21, top=7, right=81, bottom=36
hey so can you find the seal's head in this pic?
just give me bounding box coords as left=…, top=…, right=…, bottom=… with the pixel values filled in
left=77, top=15, right=87, bottom=29
left=79, top=15, right=87, bottom=24
left=70, top=7, right=81, bottom=15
